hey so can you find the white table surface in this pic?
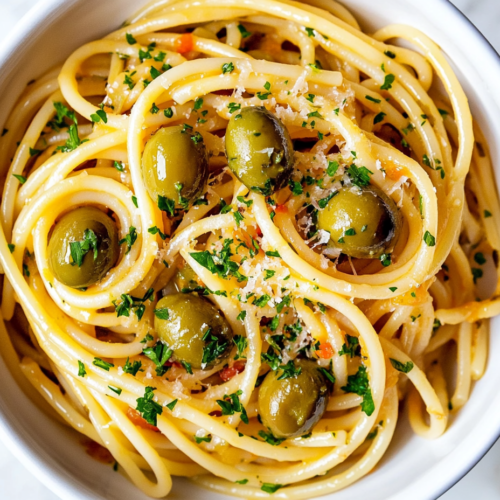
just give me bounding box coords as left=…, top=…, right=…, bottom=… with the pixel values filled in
left=0, top=0, right=500, bottom=498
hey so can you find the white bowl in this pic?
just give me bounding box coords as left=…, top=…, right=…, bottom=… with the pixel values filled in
left=0, top=0, right=499, bottom=499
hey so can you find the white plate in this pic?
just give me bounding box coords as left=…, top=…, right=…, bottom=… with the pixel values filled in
left=0, top=0, right=499, bottom=499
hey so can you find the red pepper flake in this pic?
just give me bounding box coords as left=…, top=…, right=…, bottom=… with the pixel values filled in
left=220, top=360, right=246, bottom=381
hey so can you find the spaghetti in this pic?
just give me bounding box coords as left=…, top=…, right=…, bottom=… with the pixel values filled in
left=0, top=0, right=497, bottom=498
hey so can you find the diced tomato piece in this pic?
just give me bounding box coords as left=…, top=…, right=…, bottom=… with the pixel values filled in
left=126, top=407, right=160, bottom=432
left=220, top=360, right=246, bottom=381
left=176, top=33, right=193, bottom=54
left=276, top=204, right=288, bottom=214
left=317, top=342, right=334, bottom=359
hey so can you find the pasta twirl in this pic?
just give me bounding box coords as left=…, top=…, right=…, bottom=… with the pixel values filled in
left=0, top=0, right=498, bottom=498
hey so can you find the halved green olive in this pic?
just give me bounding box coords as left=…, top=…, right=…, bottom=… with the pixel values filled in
left=142, top=125, right=209, bottom=205
left=154, top=293, right=233, bottom=370
left=48, top=207, right=119, bottom=288
left=317, top=186, right=401, bottom=259
left=225, top=106, right=294, bottom=194
left=258, top=360, right=330, bottom=439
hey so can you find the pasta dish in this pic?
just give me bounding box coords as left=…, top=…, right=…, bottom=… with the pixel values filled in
left=0, top=0, right=498, bottom=497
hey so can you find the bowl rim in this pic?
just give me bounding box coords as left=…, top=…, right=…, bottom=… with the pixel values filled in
left=0, top=0, right=499, bottom=499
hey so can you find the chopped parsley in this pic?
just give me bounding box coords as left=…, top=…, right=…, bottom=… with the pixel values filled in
left=201, top=328, right=228, bottom=368
left=318, top=365, right=336, bottom=384
left=472, top=268, right=483, bottom=284
left=380, top=74, right=395, bottom=90
left=157, top=195, right=175, bottom=216
left=318, top=192, right=336, bottom=209
left=193, top=97, right=203, bottom=110
left=143, top=342, right=172, bottom=376
left=78, top=360, right=86, bottom=377
left=136, top=387, right=162, bottom=426
left=108, top=386, right=122, bottom=395
left=123, top=357, right=142, bottom=376
left=228, top=102, right=241, bottom=114
left=347, top=165, right=373, bottom=187
left=276, top=360, right=301, bottom=380
left=90, top=107, right=108, bottom=124
left=261, top=484, right=284, bottom=494
left=194, top=435, right=212, bottom=444
left=13, top=173, right=27, bottom=184
left=69, top=229, right=99, bottom=267
left=190, top=238, right=247, bottom=282
left=338, top=334, right=361, bottom=358
left=216, top=390, right=249, bottom=424
left=380, top=253, right=391, bottom=267
left=114, top=161, right=125, bottom=172
left=266, top=250, right=281, bottom=258
left=373, top=112, right=386, bottom=124
left=341, top=365, right=375, bottom=416
left=222, top=62, right=235, bottom=74
left=474, top=252, right=486, bottom=265
left=237, top=24, right=251, bottom=38
left=125, top=33, right=137, bottom=44
left=93, top=357, right=114, bottom=371
left=264, top=270, right=276, bottom=280
left=153, top=307, right=169, bottom=320
left=56, top=108, right=87, bottom=153
left=119, top=226, right=137, bottom=254
left=327, top=160, right=339, bottom=177
left=181, top=360, right=193, bottom=374
left=423, top=231, right=436, bottom=247
left=365, top=95, right=381, bottom=104
left=166, top=399, right=178, bottom=411
left=233, top=334, right=247, bottom=360
left=289, top=179, right=303, bottom=196
left=253, top=294, right=271, bottom=307
left=113, top=288, right=154, bottom=321
left=390, top=358, right=414, bottom=373
left=258, top=430, right=285, bottom=446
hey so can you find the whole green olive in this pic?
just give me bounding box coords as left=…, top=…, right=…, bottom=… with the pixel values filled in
left=258, top=360, right=330, bottom=439
left=225, top=106, right=294, bottom=194
left=142, top=125, right=209, bottom=205
left=317, top=186, right=401, bottom=259
left=48, top=206, right=119, bottom=288
left=154, top=293, right=233, bottom=370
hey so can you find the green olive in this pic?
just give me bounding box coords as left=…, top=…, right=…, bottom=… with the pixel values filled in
left=48, top=207, right=119, bottom=288
left=317, top=186, right=401, bottom=259
left=154, top=293, right=233, bottom=370
left=142, top=125, right=209, bottom=205
left=258, top=360, right=330, bottom=438
left=225, top=106, right=294, bottom=194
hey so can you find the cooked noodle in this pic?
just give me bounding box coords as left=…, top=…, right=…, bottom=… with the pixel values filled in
left=0, top=0, right=497, bottom=498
